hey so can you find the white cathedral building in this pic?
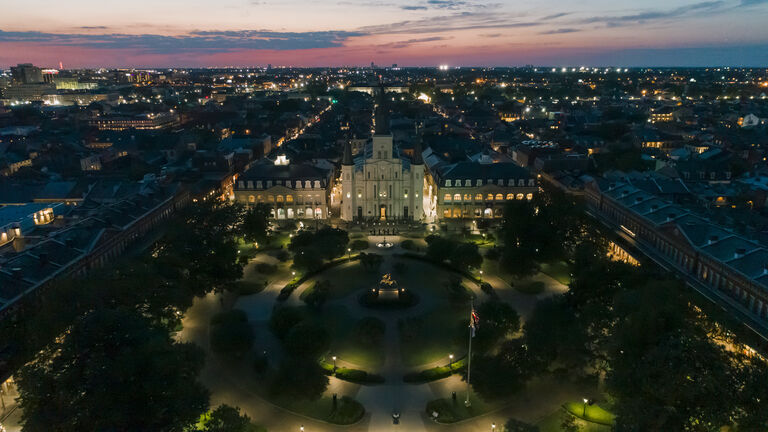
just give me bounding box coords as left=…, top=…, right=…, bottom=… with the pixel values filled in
left=340, top=88, right=425, bottom=221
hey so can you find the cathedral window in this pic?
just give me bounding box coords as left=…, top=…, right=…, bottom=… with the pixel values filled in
left=444, top=193, right=452, bottom=202
left=464, top=194, right=472, bottom=201
left=248, top=195, right=255, bottom=203
left=453, top=194, right=462, bottom=201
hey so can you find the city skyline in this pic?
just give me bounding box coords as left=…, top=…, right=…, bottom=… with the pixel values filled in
left=3, top=0, right=768, bottom=68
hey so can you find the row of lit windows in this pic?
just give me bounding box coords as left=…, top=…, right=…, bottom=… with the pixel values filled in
left=247, top=194, right=322, bottom=203
left=238, top=179, right=322, bottom=189
left=445, top=178, right=534, bottom=187
left=443, top=193, right=533, bottom=202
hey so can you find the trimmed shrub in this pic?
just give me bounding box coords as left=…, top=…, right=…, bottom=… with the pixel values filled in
left=350, top=239, right=369, bottom=251
left=335, top=367, right=385, bottom=384
left=400, top=239, right=416, bottom=250
left=210, top=309, right=254, bottom=355
left=255, top=263, right=278, bottom=274
left=326, top=396, right=365, bottom=425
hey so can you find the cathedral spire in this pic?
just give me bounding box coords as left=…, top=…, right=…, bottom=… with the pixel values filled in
left=374, top=83, right=390, bottom=135
left=342, top=139, right=353, bottom=165
left=413, top=122, right=424, bottom=165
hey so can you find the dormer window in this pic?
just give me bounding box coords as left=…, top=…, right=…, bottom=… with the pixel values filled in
left=446, top=180, right=452, bottom=187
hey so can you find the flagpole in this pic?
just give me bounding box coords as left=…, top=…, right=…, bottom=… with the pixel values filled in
left=465, top=297, right=473, bottom=407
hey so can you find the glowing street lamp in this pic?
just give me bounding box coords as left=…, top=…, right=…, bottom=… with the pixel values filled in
left=583, top=398, right=589, bottom=417
left=332, top=356, right=337, bottom=370
left=491, top=423, right=496, bottom=431
left=347, top=247, right=351, bottom=260
left=449, top=354, right=454, bottom=368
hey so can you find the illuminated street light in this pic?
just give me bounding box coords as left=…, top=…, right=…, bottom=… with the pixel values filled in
left=449, top=354, right=454, bottom=368
left=583, top=398, right=589, bottom=417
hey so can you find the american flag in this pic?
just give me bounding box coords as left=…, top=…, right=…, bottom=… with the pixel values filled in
left=470, top=308, right=479, bottom=337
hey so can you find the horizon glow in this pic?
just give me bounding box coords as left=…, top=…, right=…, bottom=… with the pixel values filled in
left=2, top=0, right=768, bottom=68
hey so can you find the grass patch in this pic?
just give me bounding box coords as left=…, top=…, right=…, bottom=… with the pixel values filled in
left=271, top=394, right=364, bottom=425
left=563, top=402, right=615, bottom=426
left=425, top=390, right=500, bottom=423
left=403, top=357, right=467, bottom=383
left=539, top=261, right=571, bottom=285
left=514, top=280, right=545, bottom=295
left=536, top=408, right=613, bottom=432
left=398, top=307, right=467, bottom=367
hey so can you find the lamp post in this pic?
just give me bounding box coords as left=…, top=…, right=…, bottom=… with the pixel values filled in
left=491, top=422, right=496, bottom=431
left=583, top=398, right=589, bottom=417
left=300, top=426, right=304, bottom=432
left=347, top=247, right=351, bottom=261
left=332, top=356, right=337, bottom=371
left=449, top=354, right=454, bottom=368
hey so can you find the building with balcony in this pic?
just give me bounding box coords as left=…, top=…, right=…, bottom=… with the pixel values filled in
left=234, top=157, right=332, bottom=220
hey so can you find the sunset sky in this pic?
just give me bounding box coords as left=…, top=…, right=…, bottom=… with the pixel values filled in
left=2, top=0, right=768, bottom=68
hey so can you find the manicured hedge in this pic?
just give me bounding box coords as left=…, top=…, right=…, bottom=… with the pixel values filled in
left=403, top=357, right=467, bottom=383
left=318, top=361, right=385, bottom=384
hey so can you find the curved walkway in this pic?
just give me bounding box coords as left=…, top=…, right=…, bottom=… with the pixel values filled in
left=179, top=237, right=573, bottom=432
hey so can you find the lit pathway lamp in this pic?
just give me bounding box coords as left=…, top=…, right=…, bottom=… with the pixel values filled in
left=583, top=398, right=589, bottom=417
left=491, top=423, right=496, bottom=431
left=347, top=247, right=351, bottom=261
left=449, top=354, right=454, bottom=369
left=332, top=356, right=337, bottom=371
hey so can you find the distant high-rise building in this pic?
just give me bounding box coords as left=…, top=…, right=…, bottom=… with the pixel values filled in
left=11, top=63, right=43, bottom=84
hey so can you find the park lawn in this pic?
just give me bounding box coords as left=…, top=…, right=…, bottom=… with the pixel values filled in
left=536, top=408, right=612, bottom=432
left=426, top=389, right=503, bottom=423
left=271, top=394, right=365, bottom=425
left=399, top=303, right=467, bottom=367
left=563, top=402, right=615, bottom=426
left=300, top=261, right=380, bottom=301
left=539, top=261, right=571, bottom=285
left=315, top=304, right=385, bottom=369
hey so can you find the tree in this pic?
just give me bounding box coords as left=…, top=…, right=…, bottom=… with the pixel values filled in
left=359, top=252, right=384, bottom=271
left=303, top=280, right=331, bottom=309
left=198, top=405, right=264, bottom=432
left=270, top=357, right=329, bottom=401
left=240, top=203, right=271, bottom=244
left=210, top=309, right=254, bottom=355
left=284, top=321, right=330, bottom=358
left=425, top=235, right=456, bottom=263
left=469, top=340, right=532, bottom=400
left=450, top=242, right=483, bottom=270
left=523, top=296, right=590, bottom=372
left=269, top=306, right=306, bottom=340
left=474, top=299, right=520, bottom=353
left=16, top=308, right=209, bottom=432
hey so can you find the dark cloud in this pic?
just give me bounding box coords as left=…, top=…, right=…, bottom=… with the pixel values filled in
left=79, top=26, right=109, bottom=30
left=0, top=29, right=362, bottom=53
left=579, top=1, right=725, bottom=26
left=401, top=5, right=428, bottom=9
left=539, top=28, right=580, bottom=34
left=377, top=36, right=449, bottom=49
left=358, top=12, right=541, bottom=34
left=540, top=12, right=571, bottom=20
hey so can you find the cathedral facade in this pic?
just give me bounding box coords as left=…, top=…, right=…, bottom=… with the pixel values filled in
left=340, top=89, right=425, bottom=221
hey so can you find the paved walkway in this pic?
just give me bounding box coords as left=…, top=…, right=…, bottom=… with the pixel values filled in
left=178, top=238, right=575, bottom=432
